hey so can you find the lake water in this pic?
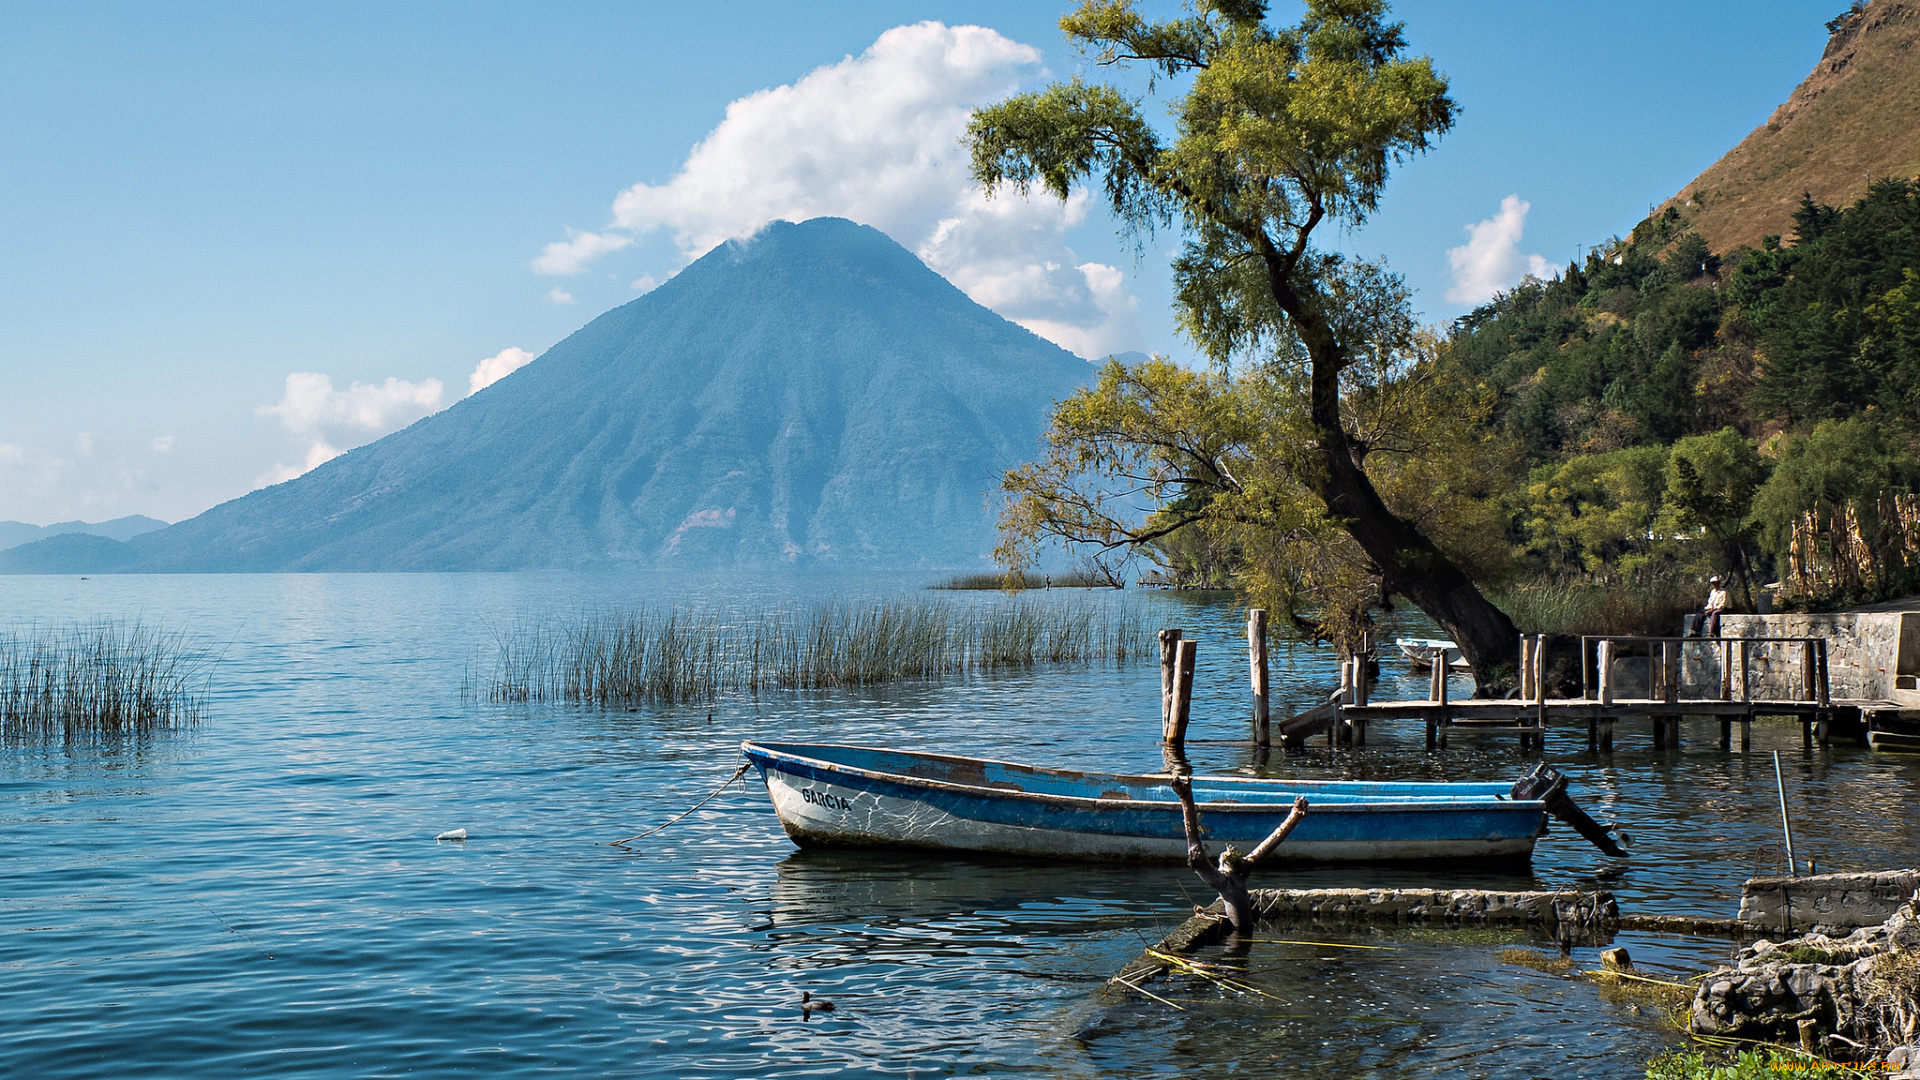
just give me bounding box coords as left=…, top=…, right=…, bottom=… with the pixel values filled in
left=4, top=571, right=1917, bottom=1079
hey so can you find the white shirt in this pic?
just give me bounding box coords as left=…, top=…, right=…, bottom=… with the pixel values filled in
left=1706, top=586, right=1729, bottom=612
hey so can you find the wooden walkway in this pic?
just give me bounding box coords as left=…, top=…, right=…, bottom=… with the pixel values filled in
left=1322, top=696, right=1889, bottom=751
left=1277, top=633, right=1893, bottom=751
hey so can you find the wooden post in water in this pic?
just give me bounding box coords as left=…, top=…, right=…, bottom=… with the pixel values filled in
left=1660, top=639, right=1680, bottom=750
left=1801, top=638, right=1817, bottom=703
left=1816, top=639, right=1831, bottom=707
left=1738, top=639, right=1751, bottom=702
left=1434, top=648, right=1450, bottom=749
left=1247, top=610, right=1269, bottom=746
left=1159, top=629, right=1182, bottom=732
left=1166, top=638, right=1196, bottom=745
left=1662, top=641, right=1679, bottom=705
left=1596, top=639, right=1615, bottom=751
left=1597, top=640, right=1615, bottom=706
left=1533, top=634, right=1548, bottom=752
left=1815, top=637, right=1832, bottom=747
left=1519, top=634, right=1534, bottom=701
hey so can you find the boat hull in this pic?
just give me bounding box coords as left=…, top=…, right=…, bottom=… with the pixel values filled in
left=744, top=742, right=1544, bottom=864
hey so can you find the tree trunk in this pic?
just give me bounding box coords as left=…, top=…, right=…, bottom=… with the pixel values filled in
left=1268, top=260, right=1521, bottom=694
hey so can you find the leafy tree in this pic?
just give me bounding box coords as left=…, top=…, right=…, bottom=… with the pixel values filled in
left=1520, top=446, right=1670, bottom=580
left=1749, top=415, right=1920, bottom=565
left=1664, top=427, right=1769, bottom=608
left=968, top=0, right=1526, bottom=686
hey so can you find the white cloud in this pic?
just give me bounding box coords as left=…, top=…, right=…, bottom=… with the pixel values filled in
left=0, top=440, right=168, bottom=522
left=630, top=275, right=657, bottom=293
left=0, top=442, right=68, bottom=498
left=468, top=346, right=535, bottom=395
left=1446, top=194, right=1554, bottom=305
left=532, top=229, right=632, bottom=276
left=254, top=372, right=444, bottom=486
left=254, top=441, right=344, bottom=489
left=75, top=431, right=94, bottom=455
left=150, top=435, right=174, bottom=453
left=539, top=21, right=1141, bottom=359
left=545, top=286, right=576, bottom=305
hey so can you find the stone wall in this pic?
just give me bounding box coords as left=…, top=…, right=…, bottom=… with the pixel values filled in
left=1741, top=871, right=1920, bottom=932
left=1667, top=611, right=1917, bottom=701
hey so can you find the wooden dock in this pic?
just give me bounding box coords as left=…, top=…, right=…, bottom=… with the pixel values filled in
left=1330, top=695, right=1887, bottom=751
left=1276, top=632, right=1900, bottom=751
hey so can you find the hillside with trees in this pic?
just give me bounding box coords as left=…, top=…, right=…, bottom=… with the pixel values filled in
left=1442, top=178, right=1920, bottom=625
left=981, top=2, right=1920, bottom=673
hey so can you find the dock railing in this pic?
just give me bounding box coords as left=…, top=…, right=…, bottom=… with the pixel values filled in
left=1575, top=635, right=1830, bottom=707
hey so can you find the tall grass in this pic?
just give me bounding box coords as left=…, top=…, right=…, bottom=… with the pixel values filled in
left=0, top=622, right=210, bottom=740
left=1493, top=579, right=1704, bottom=637
left=476, top=597, right=1149, bottom=705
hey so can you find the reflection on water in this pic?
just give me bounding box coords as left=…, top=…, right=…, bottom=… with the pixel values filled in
left=0, top=571, right=1915, bottom=1078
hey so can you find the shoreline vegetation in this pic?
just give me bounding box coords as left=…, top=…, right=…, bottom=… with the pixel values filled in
left=930, top=570, right=1119, bottom=590
left=474, top=597, right=1151, bottom=706
left=0, top=621, right=210, bottom=740
left=1491, top=576, right=1704, bottom=638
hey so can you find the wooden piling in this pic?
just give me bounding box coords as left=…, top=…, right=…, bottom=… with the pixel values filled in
left=1597, top=640, right=1615, bottom=706
left=1159, top=629, right=1182, bottom=730
left=1738, top=639, right=1751, bottom=703
left=1801, top=638, right=1817, bottom=703
left=1662, top=641, right=1679, bottom=706
left=1434, top=648, right=1450, bottom=749
left=1816, top=639, right=1831, bottom=708
left=1519, top=635, right=1535, bottom=701
left=1247, top=610, right=1269, bottom=746
left=1166, top=638, right=1196, bottom=744
left=1719, top=639, right=1735, bottom=701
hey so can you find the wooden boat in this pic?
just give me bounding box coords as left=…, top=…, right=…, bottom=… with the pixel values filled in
left=741, top=741, right=1591, bottom=864
left=1396, top=637, right=1471, bottom=670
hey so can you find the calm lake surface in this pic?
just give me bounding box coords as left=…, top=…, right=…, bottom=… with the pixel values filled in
left=4, top=571, right=1917, bottom=1079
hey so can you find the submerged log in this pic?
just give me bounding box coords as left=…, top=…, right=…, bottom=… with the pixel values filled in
left=1170, top=774, right=1307, bottom=935
left=1101, top=885, right=1621, bottom=1007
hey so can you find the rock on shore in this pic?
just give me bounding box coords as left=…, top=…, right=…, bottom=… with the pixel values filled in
left=1692, top=891, right=1920, bottom=1068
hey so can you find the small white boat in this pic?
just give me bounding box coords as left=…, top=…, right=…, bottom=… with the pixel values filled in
left=1396, top=637, right=1470, bottom=671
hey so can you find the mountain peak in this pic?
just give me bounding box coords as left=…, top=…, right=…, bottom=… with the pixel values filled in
left=1663, top=0, right=1920, bottom=251
left=127, top=219, right=1090, bottom=572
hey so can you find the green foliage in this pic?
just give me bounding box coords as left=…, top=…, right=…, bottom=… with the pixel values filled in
left=1644, top=1047, right=1837, bottom=1079
left=1747, top=180, right=1920, bottom=422
left=971, top=0, right=1535, bottom=665
left=1450, top=178, right=1920, bottom=457
left=1521, top=445, right=1671, bottom=577
left=1442, top=178, right=1920, bottom=609
left=1666, top=427, right=1769, bottom=603
left=1750, top=416, right=1920, bottom=561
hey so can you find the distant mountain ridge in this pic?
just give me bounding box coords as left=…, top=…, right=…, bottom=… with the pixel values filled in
left=81, top=218, right=1090, bottom=573
left=0, top=515, right=167, bottom=552
left=1663, top=0, right=1920, bottom=252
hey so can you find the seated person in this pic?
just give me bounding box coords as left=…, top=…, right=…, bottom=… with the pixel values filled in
left=1693, top=575, right=1730, bottom=637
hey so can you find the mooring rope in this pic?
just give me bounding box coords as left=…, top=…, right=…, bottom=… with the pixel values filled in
left=609, top=761, right=751, bottom=846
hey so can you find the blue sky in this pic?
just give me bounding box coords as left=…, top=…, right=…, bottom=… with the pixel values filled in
left=0, top=0, right=1841, bottom=525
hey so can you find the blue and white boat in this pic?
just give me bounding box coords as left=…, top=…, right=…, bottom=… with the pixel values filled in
left=741, top=741, right=1569, bottom=864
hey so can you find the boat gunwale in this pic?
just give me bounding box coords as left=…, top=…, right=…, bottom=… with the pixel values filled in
left=741, top=740, right=1544, bottom=816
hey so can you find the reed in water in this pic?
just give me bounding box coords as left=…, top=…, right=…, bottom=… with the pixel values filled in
left=0, top=621, right=211, bottom=740
left=476, top=597, right=1149, bottom=705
